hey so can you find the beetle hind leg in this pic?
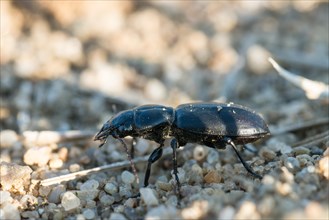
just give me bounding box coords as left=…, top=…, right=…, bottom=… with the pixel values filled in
left=224, top=138, right=262, bottom=179
left=144, top=144, right=163, bottom=187
left=170, top=138, right=181, bottom=192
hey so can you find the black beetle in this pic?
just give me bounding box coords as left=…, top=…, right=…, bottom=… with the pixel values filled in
left=94, top=102, right=270, bottom=189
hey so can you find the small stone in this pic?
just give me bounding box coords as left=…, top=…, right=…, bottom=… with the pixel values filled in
left=156, top=180, right=173, bottom=191
left=121, top=171, right=135, bottom=185
left=100, top=194, right=115, bottom=206
left=144, top=79, right=167, bottom=101
left=61, top=191, right=80, bottom=211
left=109, top=213, right=127, bottom=220
left=193, top=145, right=208, bottom=161
left=20, top=194, right=38, bottom=209
left=293, top=146, right=311, bottom=155
left=83, top=209, right=95, bottom=220
left=49, top=158, right=63, bottom=169
left=48, top=184, right=66, bottom=203
left=219, top=206, right=235, bottom=220
left=135, top=139, right=150, bottom=155
left=80, top=179, right=99, bottom=190
left=113, top=204, right=125, bottom=213
left=207, top=149, right=219, bottom=164
left=204, top=169, right=222, bottom=183
left=268, top=140, right=292, bottom=155
left=305, top=201, right=328, bottom=219
left=58, top=147, right=68, bottom=161
left=140, top=188, right=159, bottom=206
left=0, top=203, right=20, bottom=220
left=119, top=184, right=133, bottom=198
left=246, top=44, right=271, bottom=75
left=69, top=163, right=81, bottom=172
left=24, top=146, right=52, bottom=166
left=21, top=210, right=39, bottom=219
left=0, top=191, right=12, bottom=205
left=181, top=200, right=209, bottom=220
left=318, top=156, right=329, bottom=179
left=0, top=130, right=18, bottom=148
left=39, top=185, right=52, bottom=197
left=234, top=201, right=260, bottom=220
left=259, top=148, right=277, bottom=161
left=276, top=182, right=292, bottom=196
left=104, top=182, right=118, bottom=195
left=85, top=199, right=96, bottom=209
left=0, top=162, right=32, bottom=194
left=124, top=198, right=137, bottom=208
left=146, top=205, right=179, bottom=220
left=284, top=157, right=301, bottom=173
left=165, top=195, right=178, bottom=207
left=186, top=164, right=203, bottom=184
left=76, top=190, right=99, bottom=201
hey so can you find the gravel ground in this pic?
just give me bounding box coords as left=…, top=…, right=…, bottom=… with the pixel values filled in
left=1, top=1, right=328, bottom=220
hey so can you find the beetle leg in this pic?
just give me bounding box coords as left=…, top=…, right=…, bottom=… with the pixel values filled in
left=144, top=145, right=163, bottom=187
left=170, top=138, right=181, bottom=191
left=131, top=137, right=137, bottom=159
left=224, top=138, right=262, bottom=179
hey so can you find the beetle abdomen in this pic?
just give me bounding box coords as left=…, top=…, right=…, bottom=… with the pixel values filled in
left=174, top=102, right=269, bottom=137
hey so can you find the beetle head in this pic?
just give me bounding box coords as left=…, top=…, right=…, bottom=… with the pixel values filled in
left=94, top=110, right=134, bottom=146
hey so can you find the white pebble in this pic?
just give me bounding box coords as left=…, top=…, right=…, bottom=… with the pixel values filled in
left=0, top=203, right=20, bottom=220
left=49, top=158, right=63, bottom=169
left=80, top=179, right=99, bottom=191
left=0, top=130, right=18, bottom=148
left=121, top=171, right=135, bottom=184
left=83, top=209, right=95, bottom=220
left=140, top=188, right=159, bottom=206
left=61, top=191, right=80, bottom=211
left=69, top=163, right=81, bottom=172
left=193, top=145, right=208, bottom=161
left=23, top=146, right=52, bottom=166
left=0, top=191, right=12, bottom=205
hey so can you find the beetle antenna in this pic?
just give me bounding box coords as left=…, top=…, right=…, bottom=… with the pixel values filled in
left=118, top=138, right=140, bottom=184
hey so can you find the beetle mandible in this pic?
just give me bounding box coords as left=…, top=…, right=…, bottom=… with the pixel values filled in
left=94, top=102, right=270, bottom=189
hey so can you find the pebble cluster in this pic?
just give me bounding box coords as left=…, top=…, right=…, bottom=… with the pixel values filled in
left=1, top=1, right=328, bottom=219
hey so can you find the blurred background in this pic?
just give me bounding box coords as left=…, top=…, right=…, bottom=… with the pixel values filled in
left=1, top=1, right=328, bottom=133
left=1, top=1, right=328, bottom=219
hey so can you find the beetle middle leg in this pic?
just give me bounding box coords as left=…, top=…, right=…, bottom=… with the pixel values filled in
left=224, top=138, right=262, bottom=179
left=144, top=144, right=164, bottom=187
left=170, top=138, right=181, bottom=191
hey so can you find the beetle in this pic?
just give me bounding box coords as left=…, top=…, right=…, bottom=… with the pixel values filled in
left=94, top=102, right=270, bottom=189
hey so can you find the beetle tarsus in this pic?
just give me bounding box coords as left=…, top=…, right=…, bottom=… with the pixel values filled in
left=225, top=138, right=263, bottom=179
left=118, top=138, right=140, bottom=184
left=170, top=138, right=181, bottom=191
left=144, top=145, right=163, bottom=187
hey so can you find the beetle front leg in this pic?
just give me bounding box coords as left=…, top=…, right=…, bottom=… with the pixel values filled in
left=144, top=144, right=163, bottom=187
left=170, top=138, right=181, bottom=191
left=224, top=138, right=262, bottom=179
